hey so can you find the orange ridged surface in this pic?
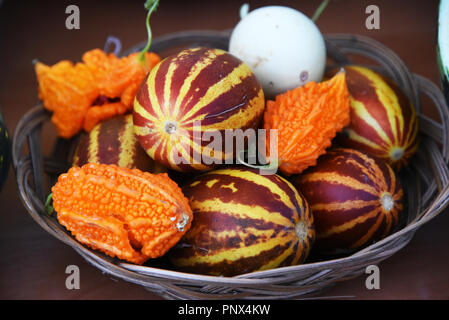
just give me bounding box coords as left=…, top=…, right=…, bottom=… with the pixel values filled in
left=35, top=60, right=99, bottom=139
left=35, top=50, right=161, bottom=138
left=264, top=72, right=351, bottom=176
left=51, top=163, right=192, bottom=264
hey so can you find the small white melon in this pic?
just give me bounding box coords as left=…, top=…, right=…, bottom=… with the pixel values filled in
left=229, top=5, right=326, bottom=97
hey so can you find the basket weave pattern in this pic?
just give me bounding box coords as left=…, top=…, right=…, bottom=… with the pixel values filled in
left=12, top=32, right=449, bottom=299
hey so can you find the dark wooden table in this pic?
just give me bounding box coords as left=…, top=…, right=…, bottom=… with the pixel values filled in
left=0, top=0, right=448, bottom=300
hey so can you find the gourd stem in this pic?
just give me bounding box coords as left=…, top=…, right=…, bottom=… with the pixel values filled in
left=45, top=193, right=54, bottom=216
left=312, top=0, right=330, bottom=22
left=239, top=3, right=250, bottom=19
left=138, top=0, right=159, bottom=64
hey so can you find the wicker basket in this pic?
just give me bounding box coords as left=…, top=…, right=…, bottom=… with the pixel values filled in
left=12, top=31, right=449, bottom=300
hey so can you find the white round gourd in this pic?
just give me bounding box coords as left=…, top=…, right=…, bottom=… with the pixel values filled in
left=229, top=6, right=326, bottom=97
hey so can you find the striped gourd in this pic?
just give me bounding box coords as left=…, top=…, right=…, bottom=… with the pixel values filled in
left=168, top=167, right=315, bottom=276
left=133, top=47, right=265, bottom=172
left=294, top=148, right=403, bottom=255
left=336, top=65, right=418, bottom=170
left=73, top=114, right=165, bottom=173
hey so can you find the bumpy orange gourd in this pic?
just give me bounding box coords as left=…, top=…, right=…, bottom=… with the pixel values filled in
left=51, top=163, right=192, bottom=264
left=82, top=50, right=161, bottom=131
left=264, top=72, right=351, bottom=175
left=35, top=50, right=160, bottom=138
left=35, top=60, right=99, bottom=139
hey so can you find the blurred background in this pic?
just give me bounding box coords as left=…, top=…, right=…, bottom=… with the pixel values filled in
left=0, top=0, right=448, bottom=299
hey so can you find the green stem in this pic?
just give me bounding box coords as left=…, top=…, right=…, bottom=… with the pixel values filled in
left=138, top=0, right=160, bottom=64
left=45, top=193, right=54, bottom=216
left=312, top=0, right=330, bottom=22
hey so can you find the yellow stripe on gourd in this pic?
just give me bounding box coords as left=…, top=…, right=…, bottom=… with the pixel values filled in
left=189, top=90, right=265, bottom=130
left=190, top=198, right=293, bottom=227
left=386, top=165, right=397, bottom=195
left=175, top=130, right=233, bottom=163
left=350, top=66, right=404, bottom=146
left=189, top=180, right=201, bottom=187
left=166, top=136, right=210, bottom=171
left=139, top=114, right=208, bottom=170
left=146, top=62, right=164, bottom=119
left=163, top=61, right=178, bottom=113
left=211, top=169, right=297, bottom=210
left=133, top=124, right=152, bottom=137
left=141, top=137, right=162, bottom=160
left=206, top=179, right=219, bottom=188
left=178, top=94, right=264, bottom=164
left=311, top=199, right=380, bottom=212
left=350, top=213, right=385, bottom=249
left=175, top=232, right=292, bottom=266
left=344, top=128, right=385, bottom=150
left=190, top=227, right=276, bottom=247
left=350, top=98, right=393, bottom=146
left=87, top=124, right=100, bottom=162
left=346, top=157, right=387, bottom=191
left=318, top=207, right=380, bottom=239
left=181, top=63, right=254, bottom=122
left=292, top=242, right=306, bottom=266
left=301, top=172, right=378, bottom=196
left=165, top=135, right=183, bottom=171
left=283, top=177, right=306, bottom=222
left=294, top=190, right=308, bottom=223
left=221, top=182, right=237, bottom=193
left=158, top=136, right=167, bottom=161
left=261, top=243, right=298, bottom=270
left=172, top=49, right=226, bottom=117
left=117, top=116, right=137, bottom=168
left=133, top=99, right=158, bottom=123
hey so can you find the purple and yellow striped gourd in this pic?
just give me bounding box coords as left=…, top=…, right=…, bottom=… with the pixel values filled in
left=168, top=167, right=315, bottom=276
left=133, top=47, right=265, bottom=172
